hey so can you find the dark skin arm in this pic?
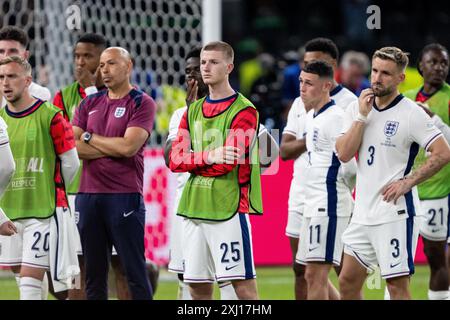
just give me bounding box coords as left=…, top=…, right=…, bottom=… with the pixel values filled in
left=279, top=133, right=306, bottom=160
left=185, top=79, right=199, bottom=107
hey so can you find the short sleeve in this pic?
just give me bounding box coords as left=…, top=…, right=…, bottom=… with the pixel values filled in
left=72, top=97, right=89, bottom=130
left=41, top=87, right=52, bottom=101
left=409, top=105, right=443, bottom=151
left=0, top=116, right=9, bottom=146
left=327, top=110, right=345, bottom=145
left=340, top=100, right=358, bottom=135
left=167, top=107, right=187, bottom=141
left=30, top=82, right=52, bottom=101
left=128, top=94, right=156, bottom=135
left=283, top=97, right=302, bottom=138
left=339, top=92, right=357, bottom=111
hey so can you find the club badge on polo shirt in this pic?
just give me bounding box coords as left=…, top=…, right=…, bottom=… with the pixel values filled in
left=114, top=107, right=126, bottom=118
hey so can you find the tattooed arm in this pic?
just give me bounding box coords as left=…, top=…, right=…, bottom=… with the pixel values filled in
left=382, top=136, right=450, bottom=204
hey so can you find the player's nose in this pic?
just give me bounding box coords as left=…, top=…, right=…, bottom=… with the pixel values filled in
left=202, top=62, right=211, bottom=70
left=372, top=73, right=381, bottom=83
left=186, top=72, right=195, bottom=80
left=434, top=63, right=445, bottom=72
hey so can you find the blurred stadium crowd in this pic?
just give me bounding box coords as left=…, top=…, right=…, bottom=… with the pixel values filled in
left=2, top=0, right=448, bottom=143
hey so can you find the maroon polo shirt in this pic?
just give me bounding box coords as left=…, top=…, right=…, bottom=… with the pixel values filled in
left=73, top=89, right=155, bottom=194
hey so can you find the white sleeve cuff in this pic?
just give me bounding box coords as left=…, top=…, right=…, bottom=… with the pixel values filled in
left=0, top=207, right=8, bottom=225
left=59, top=148, right=80, bottom=186
left=84, top=86, right=98, bottom=96
left=167, top=134, right=177, bottom=142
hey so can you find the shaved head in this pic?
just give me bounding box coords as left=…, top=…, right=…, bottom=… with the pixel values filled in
left=99, top=46, right=133, bottom=92
left=102, top=47, right=132, bottom=62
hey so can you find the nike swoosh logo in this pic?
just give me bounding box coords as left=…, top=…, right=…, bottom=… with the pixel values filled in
left=88, top=110, right=98, bottom=115
left=123, top=210, right=134, bottom=217
left=34, top=254, right=47, bottom=259
left=390, top=261, right=401, bottom=268
left=431, top=229, right=440, bottom=233
left=225, top=265, right=238, bottom=271
left=308, top=246, right=319, bottom=252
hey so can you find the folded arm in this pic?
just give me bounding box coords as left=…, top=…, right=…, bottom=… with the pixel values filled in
left=190, top=107, right=258, bottom=177
left=73, top=126, right=106, bottom=160
left=280, top=133, right=306, bottom=160
left=88, top=127, right=149, bottom=158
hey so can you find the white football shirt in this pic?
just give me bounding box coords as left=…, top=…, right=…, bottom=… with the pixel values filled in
left=304, top=100, right=354, bottom=218
left=0, top=115, right=12, bottom=224
left=283, top=87, right=357, bottom=213
left=168, top=107, right=191, bottom=198
left=0, top=116, right=8, bottom=146
left=329, top=84, right=357, bottom=111
left=283, top=97, right=309, bottom=212
left=341, top=94, right=443, bottom=225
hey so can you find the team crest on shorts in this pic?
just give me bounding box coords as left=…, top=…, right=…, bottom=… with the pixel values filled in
left=114, top=107, right=126, bottom=118
left=384, top=121, right=399, bottom=137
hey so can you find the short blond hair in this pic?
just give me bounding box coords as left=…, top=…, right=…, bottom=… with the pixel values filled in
left=372, top=47, right=409, bottom=71
left=202, top=41, right=234, bottom=62
left=0, top=55, right=32, bottom=75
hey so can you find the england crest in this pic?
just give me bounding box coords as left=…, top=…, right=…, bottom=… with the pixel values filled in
left=313, top=128, right=319, bottom=144
left=384, top=121, right=399, bottom=137
left=114, top=107, right=126, bottom=118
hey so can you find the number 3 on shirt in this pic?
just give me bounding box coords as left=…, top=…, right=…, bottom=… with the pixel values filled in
left=367, top=145, right=375, bottom=166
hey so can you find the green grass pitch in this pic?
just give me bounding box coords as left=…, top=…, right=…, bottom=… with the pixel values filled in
left=0, top=265, right=431, bottom=300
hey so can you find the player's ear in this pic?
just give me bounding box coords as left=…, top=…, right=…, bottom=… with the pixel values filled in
left=417, top=61, right=423, bottom=76
left=332, top=60, right=338, bottom=71
left=127, top=59, right=133, bottom=74
left=227, top=63, right=234, bottom=74
left=324, top=79, right=332, bottom=92
left=24, top=74, right=32, bottom=87
left=24, top=50, right=30, bottom=60
left=398, top=71, right=405, bottom=83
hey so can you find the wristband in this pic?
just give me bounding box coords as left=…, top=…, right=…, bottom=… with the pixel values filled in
left=356, top=112, right=368, bottom=123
